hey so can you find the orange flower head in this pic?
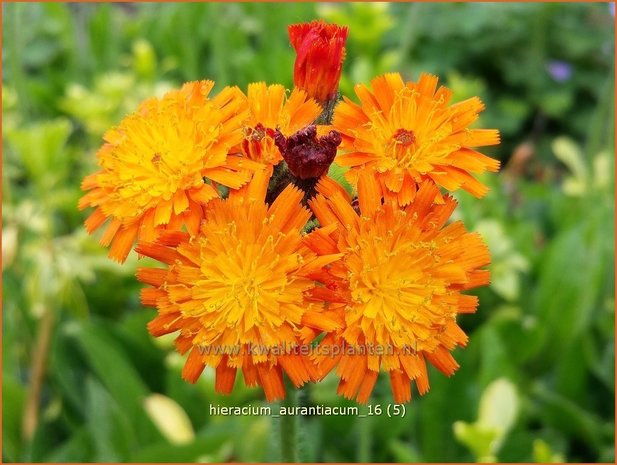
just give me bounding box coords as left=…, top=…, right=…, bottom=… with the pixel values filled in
left=79, top=81, right=263, bottom=263
left=239, top=82, right=322, bottom=166
left=136, top=169, right=342, bottom=402
left=288, top=20, right=349, bottom=106
left=305, top=174, right=491, bottom=403
left=333, top=73, right=501, bottom=205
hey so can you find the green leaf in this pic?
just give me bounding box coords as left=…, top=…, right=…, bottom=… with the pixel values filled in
left=327, top=163, right=354, bottom=196
left=85, top=377, right=135, bottom=461
left=69, top=321, right=161, bottom=444
left=235, top=416, right=271, bottom=462
left=532, top=222, right=608, bottom=362
left=532, top=383, right=607, bottom=452
left=48, top=329, right=89, bottom=415
left=553, top=336, right=589, bottom=401
left=2, top=376, right=26, bottom=462
left=4, top=119, right=72, bottom=189
left=418, top=357, right=476, bottom=461
left=388, top=439, right=421, bottom=462
left=477, top=325, right=518, bottom=386
left=130, top=426, right=237, bottom=462
left=43, top=428, right=92, bottom=462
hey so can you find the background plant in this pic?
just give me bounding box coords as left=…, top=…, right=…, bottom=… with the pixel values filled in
left=2, top=2, right=614, bottom=463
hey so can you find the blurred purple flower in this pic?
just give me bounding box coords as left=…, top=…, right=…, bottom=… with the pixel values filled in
left=610, top=2, right=615, bottom=17
left=546, top=60, right=572, bottom=82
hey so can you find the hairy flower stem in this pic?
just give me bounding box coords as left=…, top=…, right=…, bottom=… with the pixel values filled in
left=280, top=388, right=299, bottom=462
left=316, top=96, right=338, bottom=125
left=265, top=162, right=319, bottom=207
left=357, top=414, right=372, bottom=462
left=265, top=162, right=293, bottom=205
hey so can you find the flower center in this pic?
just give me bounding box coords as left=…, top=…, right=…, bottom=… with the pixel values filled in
left=242, top=123, right=280, bottom=163
left=230, top=274, right=263, bottom=314
left=342, top=216, right=451, bottom=348
left=393, top=128, right=416, bottom=147
left=381, top=128, right=422, bottom=171
left=185, top=219, right=311, bottom=336
left=244, top=123, right=268, bottom=142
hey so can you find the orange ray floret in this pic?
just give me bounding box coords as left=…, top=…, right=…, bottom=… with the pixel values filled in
left=79, top=80, right=262, bottom=262
left=136, top=170, right=341, bottom=402
left=306, top=175, right=491, bottom=404
left=236, top=82, right=322, bottom=166
left=333, top=72, right=500, bottom=205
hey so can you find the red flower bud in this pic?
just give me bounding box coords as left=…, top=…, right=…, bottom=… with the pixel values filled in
left=274, top=125, right=341, bottom=180
left=288, top=20, right=348, bottom=106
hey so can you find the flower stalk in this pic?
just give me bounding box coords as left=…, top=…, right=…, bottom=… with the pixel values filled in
left=280, top=389, right=299, bottom=463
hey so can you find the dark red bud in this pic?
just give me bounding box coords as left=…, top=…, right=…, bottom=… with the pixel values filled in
left=274, top=125, right=341, bottom=180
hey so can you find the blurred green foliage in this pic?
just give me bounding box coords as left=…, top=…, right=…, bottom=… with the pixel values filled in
left=2, top=2, right=614, bottom=463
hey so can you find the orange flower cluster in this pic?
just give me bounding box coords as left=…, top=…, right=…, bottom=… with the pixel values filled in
left=81, top=20, right=499, bottom=403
